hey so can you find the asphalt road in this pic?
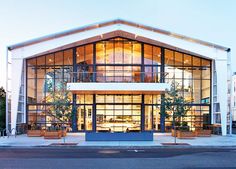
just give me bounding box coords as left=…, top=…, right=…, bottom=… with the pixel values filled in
left=0, top=147, right=236, bottom=169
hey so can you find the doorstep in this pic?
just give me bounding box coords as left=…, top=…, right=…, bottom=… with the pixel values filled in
left=85, top=132, right=154, bottom=141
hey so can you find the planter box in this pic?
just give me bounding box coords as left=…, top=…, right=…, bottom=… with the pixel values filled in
left=44, top=131, right=62, bottom=139
left=171, top=129, right=177, bottom=137
left=177, top=131, right=195, bottom=139
left=27, top=130, right=43, bottom=137
left=194, top=130, right=211, bottom=137
left=86, top=132, right=153, bottom=141
left=59, top=130, right=67, bottom=137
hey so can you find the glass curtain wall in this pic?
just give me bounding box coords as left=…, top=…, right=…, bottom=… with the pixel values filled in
left=27, top=49, right=73, bottom=130
left=26, top=37, right=211, bottom=132
left=164, top=49, right=211, bottom=130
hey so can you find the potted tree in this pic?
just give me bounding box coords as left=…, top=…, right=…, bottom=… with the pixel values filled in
left=162, top=82, right=194, bottom=141
left=44, top=79, right=71, bottom=140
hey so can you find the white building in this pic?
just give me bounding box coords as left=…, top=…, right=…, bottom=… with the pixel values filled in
left=6, top=19, right=231, bottom=137
left=231, top=73, right=236, bottom=122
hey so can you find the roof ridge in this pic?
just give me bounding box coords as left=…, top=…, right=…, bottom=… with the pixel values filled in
left=8, top=19, right=230, bottom=51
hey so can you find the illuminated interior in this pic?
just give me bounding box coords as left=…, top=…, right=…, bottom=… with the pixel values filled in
left=26, top=37, right=211, bottom=132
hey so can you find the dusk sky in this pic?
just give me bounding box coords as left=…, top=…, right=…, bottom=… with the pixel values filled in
left=0, top=0, right=235, bottom=88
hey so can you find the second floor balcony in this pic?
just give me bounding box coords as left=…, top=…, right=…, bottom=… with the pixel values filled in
left=70, top=71, right=168, bottom=83
left=67, top=71, right=170, bottom=94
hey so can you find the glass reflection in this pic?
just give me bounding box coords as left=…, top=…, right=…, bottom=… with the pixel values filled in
left=26, top=37, right=212, bottom=132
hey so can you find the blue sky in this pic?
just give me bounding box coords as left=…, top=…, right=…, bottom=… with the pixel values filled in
left=0, top=0, right=235, bottom=88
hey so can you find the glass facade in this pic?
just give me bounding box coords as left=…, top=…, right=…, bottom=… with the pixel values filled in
left=26, top=37, right=211, bottom=132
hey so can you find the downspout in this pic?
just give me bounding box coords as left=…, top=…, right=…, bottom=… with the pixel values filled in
left=5, top=47, right=9, bottom=132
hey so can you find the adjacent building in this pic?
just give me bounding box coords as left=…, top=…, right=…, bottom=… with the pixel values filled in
left=6, top=19, right=231, bottom=136
left=232, top=73, right=236, bottom=121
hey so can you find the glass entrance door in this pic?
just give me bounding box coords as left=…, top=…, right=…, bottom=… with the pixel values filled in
left=95, top=94, right=142, bottom=132
left=77, top=105, right=93, bottom=131
left=96, top=104, right=141, bottom=132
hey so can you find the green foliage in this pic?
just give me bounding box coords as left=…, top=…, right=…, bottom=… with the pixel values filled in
left=47, top=80, right=71, bottom=128
left=0, top=87, right=6, bottom=130
left=161, top=82, right=190, bottom=128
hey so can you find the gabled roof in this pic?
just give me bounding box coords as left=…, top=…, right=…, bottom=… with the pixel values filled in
left=8, top=19, right=230, bottom=51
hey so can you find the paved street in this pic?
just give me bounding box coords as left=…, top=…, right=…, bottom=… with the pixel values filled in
left=1, top=133, right=236, bottom=147
left=0, top=147, right=236, bottom=169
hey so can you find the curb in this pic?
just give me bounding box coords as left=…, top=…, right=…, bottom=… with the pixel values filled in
left=0, top=145, right=236, bottom=149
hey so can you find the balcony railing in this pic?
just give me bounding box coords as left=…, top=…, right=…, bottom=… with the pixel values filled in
left=69, top=71, right=168, bottom=83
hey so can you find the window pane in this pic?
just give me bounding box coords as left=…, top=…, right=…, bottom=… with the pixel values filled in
left=184, top=54, right=192, bottom=66
left=37, top=67, right=45, bottom=79
left=184, top=79, right=193, bottom=102
left=27, top=79, right=36, bottom=103
left=202, top=67, right=210, bottom=79
left=106, top=95, right=114, bottom=103
left=96, top=66, right=105, bottom=82
left=106, top=66, right=114, bottom=82
left=76, top=46, right=85, bottom=64
left=64, top=49, right=73, bottom=65
left=85, top=44, right=93, bottom=64
left=76, top=95, right=85, bottom=104
left=55, top=52, right=63, bottom=65
left=144, top=44, right=152, bottom=65
left=193, top=80, right=201, bottom=103
left=192, top=67, right=201, bottom=79
left=192, top=56, right=201, bottom=66
left=124, top=42, right=132, bottom=64
left=145, top=95, right=152, bottom=104
left=145, top=106, right=152, bottom=130
left=85, top=105, right=93, bottom=130
left=175, top=67, right=183, bottom=79
left=106, top=41, right=114, bottom=64
left=96, top=95, right=105, bottom=103
left=175, top=52, right=183, bottom=66
left=133, top=95, right=141, bottom=103
left=202, top=59, right=211, bottom=66
left=165, top=66, right=175, bottom=80
left=124, top=95, right=132, bottom=103
left=37, top=55, right=45, bottom=66
left=153, top=95, right=161, bottom=104
left=37, top=79, right=45, bottom=103
left=27, top=66, right=36, bottom=79
left=153, top=47, right=161, bottom=65
left=133, top=43, right=141, bottom=64
left=202, top=80, right=210, bottom=103
left=165, top=49, right=174, bottom=65
left=46, top=54, right=54, bottom=65
left=63, top=66, right=72, bottom=82
left=183, top=67, right=192, bottom=79
left=27, top=58, right=36, bottom=66
left=96, top=42, right=105, bottom=64
left=144, top=66, right=152, bottom=82
left=115, top=95, right=123, bottom=103
left=133, top=66, right=141, bottom=82
left=114, top=66, right=123, bottom=82
left=85, top=95, right=93, bottom=104
left=115, top=40, right=122, bottom=64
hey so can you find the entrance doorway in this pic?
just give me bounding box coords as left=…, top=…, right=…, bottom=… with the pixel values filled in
left=96, top=104, right=141, bottom=132
left=77, top=105, right=93, bottom=131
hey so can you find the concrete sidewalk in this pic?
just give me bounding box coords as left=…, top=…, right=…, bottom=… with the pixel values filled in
left=0, top=133, right=236, bottom=147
